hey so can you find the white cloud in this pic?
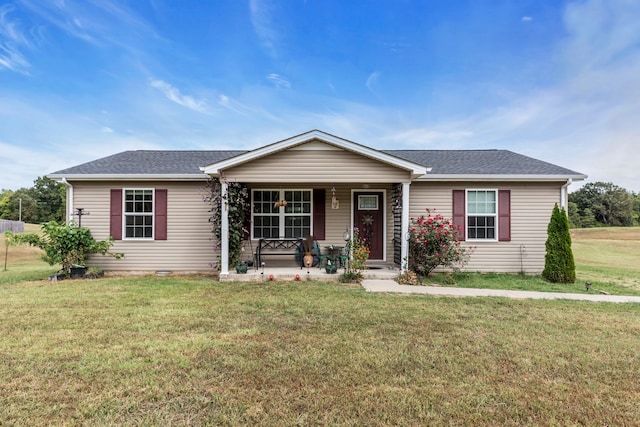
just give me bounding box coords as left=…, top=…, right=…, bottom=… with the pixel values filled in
left=521, top=16, right=533, bottom=22
left=249, top=0, right=279, bottom=56
left=366, top=71, right=381, bottom=95
left=267, top=73, right=290, bottom=88
left=0, top=4, right=31, bottom=73
left=150, top=79, right=214, bottom=115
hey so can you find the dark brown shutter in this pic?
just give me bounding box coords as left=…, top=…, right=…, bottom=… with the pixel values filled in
left=313, top=189, right=326, bottom=240
left=110, top=189, right=122, bottom=240
left=452, top=190, right=466, bottom=241
left=498, top=189, right=511, bottom=242
left=155, top=189, right=168, bottom=240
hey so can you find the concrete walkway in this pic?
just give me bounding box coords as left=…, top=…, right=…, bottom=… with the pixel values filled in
left=361, top=280, right=640, bottom=303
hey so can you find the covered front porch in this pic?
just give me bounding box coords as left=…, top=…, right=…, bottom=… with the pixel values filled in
left=201, top=130, right=428, bottom=279
left=220, top=260, right=401, bottom=282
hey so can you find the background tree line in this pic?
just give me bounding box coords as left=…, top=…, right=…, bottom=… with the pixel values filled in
left=0, top=177, right=66, bottom=224
left=568, top=181, right=640, bottom=228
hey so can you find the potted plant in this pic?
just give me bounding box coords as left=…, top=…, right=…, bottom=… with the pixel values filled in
left=325, top=259, right=338, bottom=274
left=235, top=262, right=248, bottom=274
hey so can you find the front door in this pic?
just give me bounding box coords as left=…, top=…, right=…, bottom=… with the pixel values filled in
left=353, top=191, right=384, bottom=260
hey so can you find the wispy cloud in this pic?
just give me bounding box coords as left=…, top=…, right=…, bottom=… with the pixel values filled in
left=365, top=71, right=381, bottom=95
left=16, top=0, right=160, bottom=52
left=0, top=4, right=31, bottom=73
left=266, top=73, right=290, bottom=88
left=150, top=79, right=214, bottom=115
left=249, top=0, right=279, bottom=56
left=521, top=16, right=533, bottom=22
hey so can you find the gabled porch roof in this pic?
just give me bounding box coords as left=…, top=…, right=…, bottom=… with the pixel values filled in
left=200, top=129, right=429, bottom=180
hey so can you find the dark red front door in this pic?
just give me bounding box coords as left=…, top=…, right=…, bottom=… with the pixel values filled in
left=353, top=192, right=384, bottom=260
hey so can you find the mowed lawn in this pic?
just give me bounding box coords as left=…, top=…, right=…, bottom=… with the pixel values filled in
left=1, top=227, right=639, bottom=425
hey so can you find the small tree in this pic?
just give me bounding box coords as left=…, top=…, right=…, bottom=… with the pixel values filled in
left=6, top=221, right=123, bottom=275
left=542, top=204, right=576, bottom=283
left=407, top=209, right=471, bottom=277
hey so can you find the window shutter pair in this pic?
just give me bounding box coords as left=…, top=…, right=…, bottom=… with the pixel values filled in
left=109, top=189, right=167, bottom=240
left=452, top=190, right=511, bottom=241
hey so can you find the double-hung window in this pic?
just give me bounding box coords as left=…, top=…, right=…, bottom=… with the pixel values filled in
left=467, top=190, right=497, bottom=240
left=252, top=189, right=312, bottom=239
left=124, top=189, right=154, bottom=239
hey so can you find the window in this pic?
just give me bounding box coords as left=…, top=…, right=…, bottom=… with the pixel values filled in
left=467, top=190, right=497, bottom=240
left=252, top=189, right=312, bottom=239
left=358, top=195, right=379, bottom=210
left=124, top=189, right=154, bottom=239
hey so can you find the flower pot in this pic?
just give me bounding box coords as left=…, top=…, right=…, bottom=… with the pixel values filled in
left=235, top=263, right=248, bottom=274
left=70, top=266, right=87, bottom=279
left=325, top=263, right=338, bottom=274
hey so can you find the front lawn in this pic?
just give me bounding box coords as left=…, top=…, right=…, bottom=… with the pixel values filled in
left=1, top=276, right=639, bottom=425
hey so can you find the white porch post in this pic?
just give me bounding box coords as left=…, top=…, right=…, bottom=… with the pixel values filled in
left=220, top=181, right=229, bottom=276
left=400, top=181, right=411, bottom=272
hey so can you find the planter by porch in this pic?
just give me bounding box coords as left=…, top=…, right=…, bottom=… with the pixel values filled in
left=70, top=266, right=87, bottom=279
left=235, top=262, right=248, bottom=274
left=325, top=263, right=338, bottom=274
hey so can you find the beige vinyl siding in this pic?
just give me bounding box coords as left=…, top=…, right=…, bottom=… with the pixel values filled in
left=224, top=147, right=411, bottom=183
left=409, top=181, right=563, bottom=273
left=70, top=180, right=216, bottom=272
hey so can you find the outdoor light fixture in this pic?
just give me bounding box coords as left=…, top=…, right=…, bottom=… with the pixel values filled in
left=306, top=258, right=311, bottom=276
left=343, top=227, right=350, bottom=242
left=261, top=262, right=265, bottom=280
left=585, top=281, right=592, bottom=292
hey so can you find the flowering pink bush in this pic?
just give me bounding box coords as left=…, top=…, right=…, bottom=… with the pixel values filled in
left=407, top=209, right=471, bottom=277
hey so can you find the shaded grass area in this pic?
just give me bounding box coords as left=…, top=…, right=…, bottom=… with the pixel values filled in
left=1, top=277, right=639, bottom=425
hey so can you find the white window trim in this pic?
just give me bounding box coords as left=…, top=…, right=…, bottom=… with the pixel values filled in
left=465, top=188, right=498, bottom=242
left=251, top=189, right=314, bottom=240
left=123, top=188, right=155, bottom=240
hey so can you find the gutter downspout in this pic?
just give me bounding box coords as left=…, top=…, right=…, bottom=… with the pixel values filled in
left=61, top=178, right=74, bottom=223
left=560, top=178, right=572, bottom=210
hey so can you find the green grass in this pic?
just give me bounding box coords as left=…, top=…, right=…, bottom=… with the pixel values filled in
left=414, top=227, right=640, bottom=296
left=1, top=224, right=58, bottom=284
left=1, top=277, right=639, bottom=425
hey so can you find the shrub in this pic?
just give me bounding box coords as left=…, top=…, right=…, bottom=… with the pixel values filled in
left=407, top=209, right=471, bottom=277
left=542, top=204, right=576, bottom=283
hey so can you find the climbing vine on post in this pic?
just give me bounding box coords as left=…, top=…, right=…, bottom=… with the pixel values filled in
left=203, top=178, right=250, bottom=269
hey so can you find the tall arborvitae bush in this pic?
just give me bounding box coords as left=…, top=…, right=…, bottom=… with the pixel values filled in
left=542, top=204, right=576, bottom=283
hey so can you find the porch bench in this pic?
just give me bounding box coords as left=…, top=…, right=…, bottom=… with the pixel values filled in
left=255, top=238, right=303, bottom=267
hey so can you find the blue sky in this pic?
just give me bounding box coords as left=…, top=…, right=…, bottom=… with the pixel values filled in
left=1, top=0, right=639, bottom=191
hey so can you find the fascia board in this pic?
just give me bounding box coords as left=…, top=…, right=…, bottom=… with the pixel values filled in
left=415, top=173, right=588, bottom=182
left=47, top=174, right=210, bottom=181
left=201, top=130, right=427, bottom=177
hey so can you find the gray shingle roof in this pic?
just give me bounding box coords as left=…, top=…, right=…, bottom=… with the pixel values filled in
left=50, top=148, right=583, bottom=177
left=383, top=149, right=583, bottom=176
left=50, top=150, right=247, bottom=175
